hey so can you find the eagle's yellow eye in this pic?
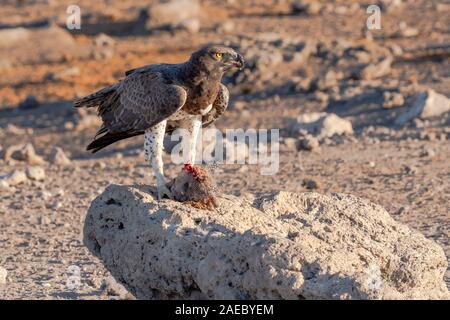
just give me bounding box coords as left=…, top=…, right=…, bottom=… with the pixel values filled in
left=215, top=52, right=223, bottom=59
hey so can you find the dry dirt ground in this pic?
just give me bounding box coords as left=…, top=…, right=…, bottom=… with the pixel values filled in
left=0, top=0, right=449, bottom=299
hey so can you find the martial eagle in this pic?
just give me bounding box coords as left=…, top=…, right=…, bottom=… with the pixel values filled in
left=74, top=45, right=244, bottom=200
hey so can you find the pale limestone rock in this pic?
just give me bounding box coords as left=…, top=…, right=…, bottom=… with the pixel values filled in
left=83, top=185, right=449, bottom=300
left=296, top=112, right=353, bottom=138
left=395, top=90, right=450, bottom=125
left=26, top=166, right=46, bottom=181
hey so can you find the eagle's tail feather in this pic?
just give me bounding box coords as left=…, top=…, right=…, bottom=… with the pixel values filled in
left=87, top=131, right=143, bottom=153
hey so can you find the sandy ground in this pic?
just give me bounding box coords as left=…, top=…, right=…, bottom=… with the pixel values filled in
left=0, top=0, right=449, bottom=299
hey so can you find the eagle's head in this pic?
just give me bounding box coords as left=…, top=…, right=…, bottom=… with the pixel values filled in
left=190, top=45, right=245, bottom=73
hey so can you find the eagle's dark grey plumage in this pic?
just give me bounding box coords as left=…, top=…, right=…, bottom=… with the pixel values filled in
left=74, top=45, right=244, bottom=199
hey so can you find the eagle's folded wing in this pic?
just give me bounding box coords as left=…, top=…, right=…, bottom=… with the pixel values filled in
left=84, top=70, right=186, bottom=152
left=105, top=71, right=186, bottom=133
left=202, top=83, right=229, bottom=128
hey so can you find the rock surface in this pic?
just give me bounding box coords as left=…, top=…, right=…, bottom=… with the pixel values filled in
left=83, top=185, right=449, bottom=300
left=0, top=267, right=7, bottom=285
left=147, top=0, right=201, bottom=29
left=395, top=90, right=450, bottom=125
left=295, top=112, right=353, bottom=138
left=49, top=147, right=72, bottom=166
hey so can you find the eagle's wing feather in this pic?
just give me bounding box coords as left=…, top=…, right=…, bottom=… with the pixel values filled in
left=202, top=83, right=229, bottom=128
left=79, top=70, right=186, bottom=152
left=108, top=71, right=186, bottom=132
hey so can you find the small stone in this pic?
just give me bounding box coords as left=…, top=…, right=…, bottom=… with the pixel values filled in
left=395, top=89, right=450, bottom=125
left=402, top=165, right=418, bottom=175
left=369, top=161, right=376, bottom=168
left=1, top=170, right=27, bottom=186
left=44, top=66, right=80, bottom=81
left=4, top=143, right=46, bottom=165
left=0, top=267, right=7, bottom=284
left=419, top=147, right=435, bottom=158
left=291, top=1, right=322, bottom=15
left=361, top=57, right=393, bottom=80
left=317, top=70, right=343, bottom=90
left=147, top=0, right=201, bottom=29
left=37, top=190, right=52, bottom=201
left=218, top=21, right=235, bottom=33
left=18, top=95, right=40, bottom=110
left=178, top=18, right=200, bottom=34
left=398, top=22, right=419, bottom=38
left=39, top=215, right=52, bottom=225
left=49, top=147, right=72, bottom=165
left=26, top=166, right=46, bottom=181
left=383, top=92, right=404, bottom=109
left=295, top=112, right=353, bottom=138
left=103, top=275, right=133, bottom=299
left=297, top=135, right=319, bottom=151
left=283, top=137, right=298, bottom=151
left=95, top=33, right=115, bottom=48
left=93, top=162, right=106, bottom=170
left=0, top=179, right=11, bottom=190
left=47, top=200, right=61, bottom=210
left=302, top=178, right=319, bottom=190
left=4, top=124, right=27, bottom=135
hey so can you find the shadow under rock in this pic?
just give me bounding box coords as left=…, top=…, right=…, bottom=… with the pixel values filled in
left=325, top=88, right=401, bottom=129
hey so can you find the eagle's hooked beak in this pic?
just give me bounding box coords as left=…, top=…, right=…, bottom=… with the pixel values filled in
left=234, top=53, right=245, bottom=70
left=226, top=53, right=245, bottom=70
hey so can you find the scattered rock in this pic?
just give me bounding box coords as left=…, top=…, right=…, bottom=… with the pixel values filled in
left=302, top=178, right=319, bottom=189
left=44, top=66, right=80, bottom=81
left=419, top=147, right=436, bottom=158
left=380, top=0, right=403, bottom=12
left=297, top=134, right=320, bottom=151
left=397, top=22, right=419, bottom=38
left=36, top=190, right=52, bottom=202
left=94, top=33, right=115, bottom=48
left=395, top=89, right=450, bottom=125
left=217, top=21, right=235, bottom=33
left=282, top=137, right=298, bottom=151
left=383, top=92, right=404, bottom=109
left=291, top=1, right=323, bottom=15
left=295, top=112, right=353, bottom=138
left=0, top=170, right=27, bottom=186
left=0, top=179, right=11, bottom=190
left=102, top=275, right=134, bottom=300
left=402, top=164, right=418, bottom=175
left=49, top=147, right=72, bottom=166
left=93, top=33, right=115, bottom=60
left=178, top=18, right=201, bottom=34
left=361, top=56, right=393, bottom=80
left=147, top=0, right=201, bottom=29
left=4, top=143, right=46, bottom=165
left=317, top=70, right=343, bottom=91
left=93, top=162, right=106, bottom=170
left=84, top=185, right=450, bottom=299
left=18, top=95, right=40, bottom=110
left=4, top=124, right=28, bottom=135
left=0, top=26, right=92, bottom=66
left=26, top=166, right=46, bottom=181
left=0, top=267, right=7, bottom=284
